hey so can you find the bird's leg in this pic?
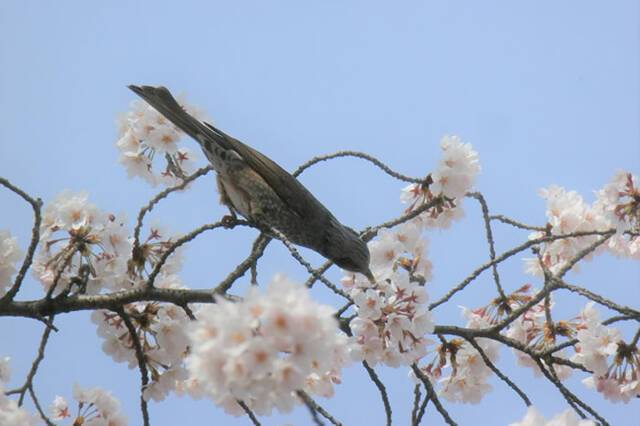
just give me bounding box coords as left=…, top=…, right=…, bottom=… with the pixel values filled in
left=217, top=175, right=239, bottom=228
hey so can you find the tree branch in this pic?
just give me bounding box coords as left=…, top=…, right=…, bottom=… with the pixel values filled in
left=362, top=361, right=392, bottom=426
left=0, top=177, right=42, bottom=302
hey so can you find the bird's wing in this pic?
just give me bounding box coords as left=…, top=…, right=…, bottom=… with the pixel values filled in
left=128, top=85, right=333, bottom=233
left=202, top=122, right=334, bottom=232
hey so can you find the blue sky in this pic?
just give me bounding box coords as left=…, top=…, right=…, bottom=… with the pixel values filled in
left=1, top=1, right=638, bottom=425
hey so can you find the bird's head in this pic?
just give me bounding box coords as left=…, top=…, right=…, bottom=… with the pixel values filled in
left=325, top=223, right=374, bottom=283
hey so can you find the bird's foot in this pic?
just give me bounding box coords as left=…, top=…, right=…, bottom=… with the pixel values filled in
left=222, top=214, right=238, bottom=229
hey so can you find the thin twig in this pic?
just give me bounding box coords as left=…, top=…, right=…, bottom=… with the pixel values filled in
left=411, top=384, right=421, bottom=426
left=27, top=385, right=55, bottom=426
left=117, top=309, right=150, bottom=426
left=213, top=235, right=271, bottom=294
left=489, top=214, right=546, bottom=232
left=44, top=245, right=78, bottom=299
left=305, top=260, right=334, bottom=288
left=556, top=231, right=614, bottom=278
left=297, top=391, right=326, bottom=426
left=466, top=338, right=531, bottom=406
left=271, top=229, right=351, bottom=301
left=554, top=278, right=639, bottom=319
left=362, top=361, right=392, bottom=426
left=414, top=383, right=430, bottom=426
left=146, top=220, right=233, bottom=288
left=248, top=233, right=270, bottom=284
left=467, top=192, right=507, bottom=301
left=297, top=391, right=342, bottom=426
left=16, top=318, right=55, bottom=406
left=411, top=365, right=457, bottom=426
left=429, top=230, right=613, bottom=310
left=132, top=166, right=213, bottom=258
left=237, top=400, right=261, bottom=426
left=0, top=177, right=42, bottom=302
left=292, top=150, right=426, bottom=183
left=534, top=358, right=608, bottom=426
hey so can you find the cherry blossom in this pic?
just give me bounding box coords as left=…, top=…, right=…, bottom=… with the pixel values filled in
left=0, top=358, right=38, bottom=426
left=525, top=171, right=640, bottom=275
left=593, top=171, right=640, bottom=259
left=47, top=384, right=128, bottom=426
left=0, top=230, right=22, bottom=297
left=91, top=273, right=191, bottom=401
left=401, top=136, right=480, bottom=229
left=505, top=296, right=573, bottom=380
left=415, top=308, right=498, bottom=404
left=572, top=303, right=640, bottom=403
left=0, top=356, right=10, bottom=383
left=116, top=97, right=203, bottom=186
left=49, top=395, right=70, bottom=420
left=523, top=185, right=609, bottom=276
left=510, top=406, right=596, bottom=426
left=33, top=191, right=131, bottom=295
left=348, top=269, right=434, bottom=367
left=186, top=274, right=350, bottom=416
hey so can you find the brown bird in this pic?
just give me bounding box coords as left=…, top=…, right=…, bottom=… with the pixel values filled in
left=129, top=85, right=373, bottom=279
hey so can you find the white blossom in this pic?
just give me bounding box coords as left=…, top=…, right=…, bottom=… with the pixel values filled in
left=92, top=273, right=191, bottom=401
left=64, top=384, right=128, bottom=426
left=116, top=97, right=203, bottom=186
left=0, top=231, right=22, bottom=297
left=33, top=191, right=131, bottom=295
left=572, top=303, right=639, bottom=403
left=0, top=357, right=10, bottom=383
left=0, top=394, right=38, bottom=426
left=510, top=406, right=596, bottom=426
left=593, top=171, right=640, bottom=259
left=346, top=221, right=434, bottom=367
left=186, top=274, right=350, bottom=416
left=505, top=297, right=573, bottom=381
left=0, top=358, right=38, bottom=426
left=430, top=135, right=481, bottom=200
left=524, top=185, right=609, bottom=276
left=49, top=395, right=70, bottom=420
left=401, top=136, right=480, bottom=229
left=348, top=269, right=434, bottom=367
left=571, top=303, right=620, bottom=376
left=415, top=308, right=498, bottom=404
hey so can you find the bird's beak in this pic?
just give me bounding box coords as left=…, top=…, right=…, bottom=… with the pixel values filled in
left=364, top=269, right=376, bottom=284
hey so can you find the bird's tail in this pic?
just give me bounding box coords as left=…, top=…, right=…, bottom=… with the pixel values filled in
left=128, top=85, right=219, bottom=146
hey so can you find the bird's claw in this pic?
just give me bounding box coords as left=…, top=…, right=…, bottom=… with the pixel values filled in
left=222, top=215, right=237, bottom=229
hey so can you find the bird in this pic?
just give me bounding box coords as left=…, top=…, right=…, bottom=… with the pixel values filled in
left=128, top=85, right=373, bottom=280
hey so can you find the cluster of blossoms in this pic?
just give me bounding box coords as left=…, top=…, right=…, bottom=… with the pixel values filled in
left=0, top=357, right=38, bottom=426
left=91, top=274, right=189, bottom=401
left=572, top=303, right=639, bottom=403
left=342, top=138, right=480, bottom=368
left=342, top=222, right=434, bottom=367
left=593, top=171, right=640, bottom=258
left=116, top=97, right=203, bottom=186
left=49, top=383, right=127, bottom=425
left=0, top=230, right=22, bottom=297
left=414, top=308, right=499, bottom=403
left=33, top=190, right=190, bottom=398
left=505, top=294, right=573, bottom=380
left=91, top=273, right=191, bottom=402
left=510, top=406, right=595, bottom=426
left=186, top=275, right=350, bottom=416
left=32, top=191, right=131, bottom=295
left=401, top=135, right=480, bottom=229
left=524, top=185, right=609, bottom=276
left=525, top=171, right=640, bottom=276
